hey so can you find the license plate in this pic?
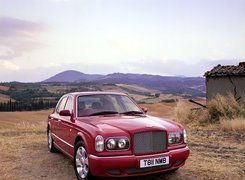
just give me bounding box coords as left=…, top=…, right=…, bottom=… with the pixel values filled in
left=140, top=156, right=169, bottom=168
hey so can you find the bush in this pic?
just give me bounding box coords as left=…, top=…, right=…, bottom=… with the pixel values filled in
left=174, top=101, right=201, bottom=124
left=174, top=94, right=245, bottom=132
left=207, top=94, right=245, bottom=122
left=161, top=99, right=178, bottom=103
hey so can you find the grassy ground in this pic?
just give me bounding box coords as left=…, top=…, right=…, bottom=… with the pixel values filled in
left=0, top=103, right=244, bottom=180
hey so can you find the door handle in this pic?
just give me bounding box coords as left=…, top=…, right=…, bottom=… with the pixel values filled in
left=58, top=119, right=61, bottom=123
left=50, top=117, right=54, bottom=120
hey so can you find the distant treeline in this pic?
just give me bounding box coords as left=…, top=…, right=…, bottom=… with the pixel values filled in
left=0, top=100, right=57, bottom=112
left=0, top=84, right=61, bottom=111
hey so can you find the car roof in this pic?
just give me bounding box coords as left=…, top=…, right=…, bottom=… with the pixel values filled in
left=67, top=91, right=127, bottom=97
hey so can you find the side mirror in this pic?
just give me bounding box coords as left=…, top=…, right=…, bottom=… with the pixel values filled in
left=59, top=110, right=71, bottom=116
left=141, top=107, right=148, bottom=113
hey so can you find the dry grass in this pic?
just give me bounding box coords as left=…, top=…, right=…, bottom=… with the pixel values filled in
left=0, top=110, right=75, bottom=180
left=140, top=102, right=177, bottom=119
left=174, top=100, right=208, bottom=124
left=175, top=94, right=245, bottom=132
left=174, top=101, right=193, bottom=123
left=0, top=104, right=244, bottom=180
left=220, top=118, right=245, bottom=132
left=116, top=84, right=159, bottom=94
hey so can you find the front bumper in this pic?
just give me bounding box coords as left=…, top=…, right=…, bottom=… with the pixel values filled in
left=89, top=146, right=190, bottom=177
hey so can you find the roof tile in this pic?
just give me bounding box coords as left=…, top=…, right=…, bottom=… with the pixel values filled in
left=204, top=62, right=245, bottom=77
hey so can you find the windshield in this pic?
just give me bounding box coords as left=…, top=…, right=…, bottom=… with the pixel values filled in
left=77, top=94, right=143, bottom=117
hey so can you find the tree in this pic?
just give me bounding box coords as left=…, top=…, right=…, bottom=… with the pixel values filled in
left=155, top=93, right=160, bottom=98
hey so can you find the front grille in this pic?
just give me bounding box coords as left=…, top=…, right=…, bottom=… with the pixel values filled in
left=134, top=131, right=167, bottom=154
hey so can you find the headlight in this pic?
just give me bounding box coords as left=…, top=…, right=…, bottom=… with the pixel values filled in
left=118, top=138, right=127, bottom=149
left=168, top=131, right=183, bottom=145
left=183, top=129, right=187, bottom=143
left=106, top=139, right=116, bottom=150
left=95, top=135, right=104, bottom=152
left=106, top=137, right=129, bottom=150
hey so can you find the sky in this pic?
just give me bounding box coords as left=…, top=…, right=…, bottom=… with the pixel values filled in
left=0, top=0, right=244, bottom=82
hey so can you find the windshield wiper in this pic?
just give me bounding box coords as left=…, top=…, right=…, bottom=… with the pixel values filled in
left=89, top=111, right=119, bottom=116
left=120, top=111, right=144, bottom=115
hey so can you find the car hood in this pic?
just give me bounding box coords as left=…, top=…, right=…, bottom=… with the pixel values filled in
left=83, top=115, right=183, bottom=135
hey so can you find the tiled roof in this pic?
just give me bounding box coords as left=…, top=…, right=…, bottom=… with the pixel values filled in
left=204, top=62, right=245, bottom=77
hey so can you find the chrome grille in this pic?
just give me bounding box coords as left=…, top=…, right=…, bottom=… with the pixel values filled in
left=134, top=131, right=166, bottom=154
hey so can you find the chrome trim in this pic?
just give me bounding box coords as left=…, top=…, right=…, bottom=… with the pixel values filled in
left=134, top=131, right=167, bottom=154
left=89, top=146, right=189, bottom=159
left=169, top=146, right=189, bottom=152
left=89, top=154, right=135, bottom=159
left=52, top=133, right=74, bottom=148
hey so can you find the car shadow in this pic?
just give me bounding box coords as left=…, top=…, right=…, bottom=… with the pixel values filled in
left=93, top=171, right=178, bottom=180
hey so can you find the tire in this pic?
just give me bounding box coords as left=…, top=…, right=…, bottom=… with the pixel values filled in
left=74, top=141, right=92, bottom=180
left=47, top=127, right=57, bottom=152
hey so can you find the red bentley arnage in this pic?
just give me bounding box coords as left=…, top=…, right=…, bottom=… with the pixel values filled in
left=47, top=92, right=189, bottom=180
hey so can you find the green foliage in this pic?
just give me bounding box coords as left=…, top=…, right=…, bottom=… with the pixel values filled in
left=9, top=88, right=57, bottom=102
left=161, top=99, right=178, bottom=103
left=0, top=82, right=60, bottom=111
left=0, top=100, right=57, bottom=112
left=155, top=93, right=160, bottom=98
left=0, top=82, right=104, bottom=111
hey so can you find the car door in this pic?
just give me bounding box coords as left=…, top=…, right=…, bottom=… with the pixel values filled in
left=58, top=95, right=75, bottom=156
left=50, top=96, right=68, bottom=149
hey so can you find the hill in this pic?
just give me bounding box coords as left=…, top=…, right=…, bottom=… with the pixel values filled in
left=43, top=71, right=205, bottom=97
left=43, top=70, right=103, bottom=82
left=96, top=73, right=205, bottom=96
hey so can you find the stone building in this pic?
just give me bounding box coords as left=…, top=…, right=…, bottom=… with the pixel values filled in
left=204, top=62, right=245, bottom=102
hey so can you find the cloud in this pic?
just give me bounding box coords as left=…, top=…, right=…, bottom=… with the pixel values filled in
left=48, top=0, right=71, bottom=3
left=121, top=58, right=243, bottom=77
left=0, top=17, right=48, bottom=60
left=1, top=61, right=20, bottom=71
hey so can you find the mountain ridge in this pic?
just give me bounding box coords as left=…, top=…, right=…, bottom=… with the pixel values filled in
left=42, top=70, right=205, bottom=96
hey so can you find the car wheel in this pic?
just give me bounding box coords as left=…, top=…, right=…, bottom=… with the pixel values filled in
left=74, top=141, right=92, bottom=180
left=47, top=127, right=57, bottom=152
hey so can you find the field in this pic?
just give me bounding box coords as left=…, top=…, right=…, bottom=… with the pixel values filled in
left=0, top=102, right=244, bottom=180
left=0, top=94, right=13, bottom=103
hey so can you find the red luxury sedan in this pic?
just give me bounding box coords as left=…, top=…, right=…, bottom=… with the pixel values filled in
left=47, top=92, right=190, bottom=180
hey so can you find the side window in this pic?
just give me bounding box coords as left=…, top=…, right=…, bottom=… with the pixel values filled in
left=56, top=97, right=68, bottom=113
left=64, top=96, right=73, bottom=112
